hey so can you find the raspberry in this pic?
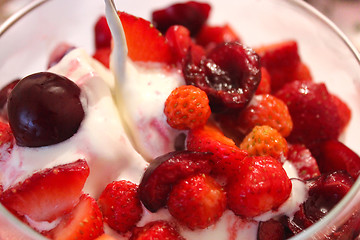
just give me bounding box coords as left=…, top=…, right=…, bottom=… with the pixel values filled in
left=240, top=125, right=288, bottom=163
left=164, top=85, right=211, bottom=130
left=238, top=94, right=293, bottom=137
left=98, top=180, right=143, bottom=233
left=167, top=174, right=226, bottom=229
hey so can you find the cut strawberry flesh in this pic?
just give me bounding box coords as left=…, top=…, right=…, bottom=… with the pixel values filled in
left=0, top=159, right=89, bottom=222
left=139, top=151, right=212, bottom=212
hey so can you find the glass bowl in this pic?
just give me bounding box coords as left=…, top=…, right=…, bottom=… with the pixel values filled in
left=0, top=0, right=359, bottom=239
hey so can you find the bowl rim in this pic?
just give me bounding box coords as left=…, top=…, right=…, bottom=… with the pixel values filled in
left=0, top=0, right=360, bottom=239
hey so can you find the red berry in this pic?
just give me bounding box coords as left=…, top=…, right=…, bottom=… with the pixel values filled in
left=187, top=123, right=248, bottom=177
left=255, top=40, right=301, bottom=93
left=237, top=94, right=293, bottom=137
left=287, top=144, right=320, bottom=181
left=183, top=42, right=261, bottom=111
left=130, top=221, right=185, bottom=240
left=331, top=94, right=351, bottom=133
left=240, top=125, right=288, bottom=163
left=0, top=159, right=89, bottom=222
left=152, top=1, right=211, bottom=36
left=139, top=151, right=212, bottom=212
left=164, top=85, right=211, bottom=130
left=49, top=194, right=104, bottom=240
left=227, top=156, right=292, bottom=217
left=255, top=67, right=271, bottom=95
left=315, top=140, right=360, bottom=179
left=275, top=81, right=342, bottom=148
left=167, top=174, right=226, bottom=229
left=94, top=16, right=112, bottom=50
left=98, top=180, right=143, bottom=233
left=93, top=47, right=111, bottom=68
left=195, top=24, right=240, bottom=50
left=118, top=11, right=173, bottom=63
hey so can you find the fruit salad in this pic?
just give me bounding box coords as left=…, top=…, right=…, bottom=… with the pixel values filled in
left=0, top=0, right=360, bottom=240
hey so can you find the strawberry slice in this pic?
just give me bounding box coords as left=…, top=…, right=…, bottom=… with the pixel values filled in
left=49, top=194, right=104, bottom=240
left=0, top=159, right=89, bottom=222
left=195, top=24, right=240, bottom=50
left=118, top=11, right=173, bottom=63
left=130, top=221, right=185, bottom=240
left=93, top=47, right=111, bottom=68
left=331, top=94, right=351, bottom=133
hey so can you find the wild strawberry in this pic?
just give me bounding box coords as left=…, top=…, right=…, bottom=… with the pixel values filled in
left=314, top=140, right=360, bottom=180
left=186, top=123, right=248, bottom=177
left=255, top=67, right=271, bottom=95
left=49, top=194, right=104, bottom=240
left=164, top=85, right=211, bottom=130
left=331, top=94, right=351, bottom=133
left=287, top=144, right=320, bottom=181
left=165, top=25, right=205, bottom=65
left=227, top=156, right=292, bottom=217
left=167, top=174, right=226, bottom=229
left=195, top=24, right=240, bottom=50
left=118, top=11, right=173, bottom=63
left=151, top=1, right=211, bottom=36
left=237, top=94, right=293, bottom=137
left=139, top=151, right=212, bottom=212
left=240, top=125, right=288, bottom=163
left=98, top=180, right=143, bottom=233
left=130, top=221, right=185, bottom=240
left=275, top=81, right=342, bottom=148
left=255, top=40, right=301, bottom=93
left=93, top=47, right=111, bottom=68
left=94, top=16, right=112, bottom=50
left=0, top=159, right=89, bottom=222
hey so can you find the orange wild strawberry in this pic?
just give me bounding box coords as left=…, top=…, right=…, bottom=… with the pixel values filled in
left=167, top=174, right=226, bottom=229
left=98, top=180, right=143, bottom=233
left=240, top=125, right=288, bottom=163
left=118, top=11, right=173, bottom=63
left=164, top=85, right=211, bottom=130
left=49, top=194, right=104, bottom=240
left=226, top=156, right=292, bottom=217
left=238, top=94, right=293, bottom=137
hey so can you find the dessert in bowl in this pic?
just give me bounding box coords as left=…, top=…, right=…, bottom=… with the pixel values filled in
left=0, top=0, right=360, bottom=239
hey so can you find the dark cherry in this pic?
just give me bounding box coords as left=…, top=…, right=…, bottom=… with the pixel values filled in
left=8, top=72, right=85, bottom=147
left=183, top=42, right=261, bottom=112
left=257, top=219, right=285, bottom=240
left=0, top=79, right=20, bottom=121
left=152, top=1, right=211, bottom=36
left=139, top=151, right=212, bottom=212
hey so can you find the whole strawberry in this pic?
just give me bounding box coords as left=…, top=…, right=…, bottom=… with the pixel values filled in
left=164, top=85, right=211, bottom=130
left=275, top=81, right=342, bottom=148
left=240, top=125, right=288, bottom=163
left=167, top=174, right=226, bottom=229
left=130, top=221, right=185, bottom=240
left=237, top=94, right=293, bottom=137
left=98, top=180, right=143, bottom=233
left=227, top=156, right=292, bottom=217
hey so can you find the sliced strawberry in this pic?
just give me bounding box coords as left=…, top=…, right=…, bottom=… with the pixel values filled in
left=98, top=180, right=143, bottom=233
left=94, top=16, right=112, bottom=50
left=275, top=81, right=342, bottom=148
left=292, top=62, right=312, bottom=82
left=50, top=194, right=104, bottom=240
left=255, top=67, right=271, bottom=95
left=287, top=144, right=320, bottom=181
left=93, top=47, right=111, bottom=68
left=314, top=140, right=360, bottom=179
left=95, top=234, right=117, bottom=240
left=130, top=221, right=185, bottom=240
left=255, top=40, right=301, bottom=93
left=0, top=159, right=89, bottom=222
left=151, top=1, right=211, bottom=36
left=195, top=24, right=240, bottom=50
left=226, top=156, right=292, bottom=217
left=139, top=151, right=212, bottom=212
left=167, top=174, right=226, bottom=230
left=331, top=94, right=351, bottom=133
left=186, top=123, right=248, bottom=177
left=118, top=11, right=173, bottom=63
